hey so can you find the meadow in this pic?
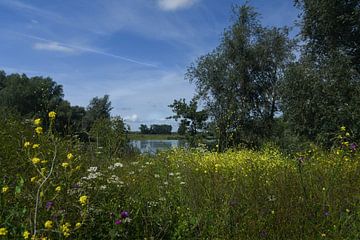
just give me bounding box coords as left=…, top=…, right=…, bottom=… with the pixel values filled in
left=1, top=113, right=360, bottom=239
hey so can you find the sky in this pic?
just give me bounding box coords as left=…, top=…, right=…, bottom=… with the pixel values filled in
left=0, top=0, right=300, bottom=131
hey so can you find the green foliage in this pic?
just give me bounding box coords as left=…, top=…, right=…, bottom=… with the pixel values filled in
left=139, top=124, right=172, bottom=135
left=186, top=4, right=295, bottom=150
left=279, top=1, right=360, bottom=146
left=83, top=95, right=113, bottom=131
left=295, top=0, right=360, bottom=72
left=168, top=97, right=208, bottom=146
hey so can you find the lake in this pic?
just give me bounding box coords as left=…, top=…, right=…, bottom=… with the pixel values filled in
left=130, top=139, right=187, bottom=153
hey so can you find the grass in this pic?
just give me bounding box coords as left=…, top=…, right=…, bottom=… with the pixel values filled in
left=1, top=115, right=360, bottom=239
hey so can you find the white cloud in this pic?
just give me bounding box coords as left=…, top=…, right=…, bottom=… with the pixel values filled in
left=124, top=114, right=138, bottom=122
left=158, top=0, right=196, bottom=11
left=157, top=0, right=198, bottom=11
left=33, top=42, right=74, bottom=53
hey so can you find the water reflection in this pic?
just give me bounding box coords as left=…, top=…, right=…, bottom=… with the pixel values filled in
left=130, top=140, right=186, bottom=154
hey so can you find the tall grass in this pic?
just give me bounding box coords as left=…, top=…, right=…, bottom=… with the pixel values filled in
left=1, top=114, right=360, bottom=239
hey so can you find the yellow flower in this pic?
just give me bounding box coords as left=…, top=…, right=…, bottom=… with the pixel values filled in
left=34, top=118, right=41, bottom=126
left=24, top=141, right=31, bottom=148
left=67, top=153, right=74, bottom=160
left=32, top=157, right=41, bottom=164
left=48, top=111, right=56, bottom=119
left=62, top=162, right=69, bottom=168
left=55, top=186, right=61, bottom=192
left=79, top=195, right=88, bottom=206
left=41, top=160, right=48, bottom=164
left=75, top=222, right=82, bottom=228
left=75, top=165, right=81, bottom=171
left=0, top=227, right=8, bottom=236
left=340, top=126, right=346, bottom=131
left=40, top=191, right=44, bottom=198
left=35, top=126, right=43, bottom=135
left=23, top=230, right=30, bottom=239
left=343, top=141, right=349, bottom=147
left=60, top=222, right=71, bottom=237
left=2, top=186, right=9, bottom=193
left=32, top=144, right=40, bottom=149
left=345, top=132, right=350, bottom=137
left=44, top=220, right=53, bottom=229
left=30, top=177, right=37, bottom=182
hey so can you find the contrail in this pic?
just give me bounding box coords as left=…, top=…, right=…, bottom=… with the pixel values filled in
left=14, top=32, right=158, bottom=68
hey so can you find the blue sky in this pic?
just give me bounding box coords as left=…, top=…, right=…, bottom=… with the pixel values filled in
left=0, top=0, right=300, bottom=131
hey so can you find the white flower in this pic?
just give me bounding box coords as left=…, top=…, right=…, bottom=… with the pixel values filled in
left=180, top=182, right=186, bottom=185
left=154, top=174, right=160, bottom=178
left=114, top=162, right=123, bottom=168
left=88, top=166, right=98, bottom=172
left=169, top=172, right=174, bottom=176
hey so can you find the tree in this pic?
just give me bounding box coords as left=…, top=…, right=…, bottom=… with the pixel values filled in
left=168, top=97, right=208, bottom=145
left=186, top=5, right=295, bottom=150
left=83, top=95, right=113, bottom=131
left=139, top=124, right=150, bottom=134
left=279, top=0, right=360, bottom=146
left=295, top=0, right=360, bottom=72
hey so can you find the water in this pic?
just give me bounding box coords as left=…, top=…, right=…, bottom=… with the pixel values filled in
left=130, top=139, right=186, bottom=154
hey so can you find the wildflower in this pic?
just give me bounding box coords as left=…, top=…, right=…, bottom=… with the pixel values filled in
left=41, top=160, right=48, bottom=164
left=60, top=222, right=71, bottom=237
left=34, top=118, right=41, bottom=126
left=120, top=211, right=129, bottom=219
left=345, top=132, right=350, bottom=137
left=0, top=227, right=8, bottom=236
left=44, top=220, right=53, bottom=229
left=75, top=165, right=81, bottom=171
left=79, top=195, right=88, bottom=206
left=62, top=162, right=69, bottom=168
left=32, top=144, right=40, bottom=149
left=342, top=141, right=349, bottom=147
left=340, top=126, right=346, bottom=131
left=23, top=230, right=30, bottom=239
left=346, top=208, right=350, bottom=213
left=24, top=141, right=31, bottom=148
left=321, top=233, right=326, bottom=237
left=35, top=126, right=43, bottom=135
left=350, top=143, right=357, bottom=151
left=2, top=186, right=9, bottom=193
left=40, top=191, right=44, bottom=198
left=115, top=219, right=122, bottom=225
left=41, top=168, right=47, bottom=175
left=30, top=177, right=37, bottom=182
left=67, top=153, right=74, bottom=160
left=48, top=111, right=56, bottom=119
left=46, top=201, right=54, bottom=210
left=75, top=222, right=82, bottom=228
left=55, top=186, right=61, bottom=192
left=32, top=157, right=41, bottom=164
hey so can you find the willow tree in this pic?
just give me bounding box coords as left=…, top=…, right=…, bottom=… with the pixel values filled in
left=186, top=5, right=295, bottom=150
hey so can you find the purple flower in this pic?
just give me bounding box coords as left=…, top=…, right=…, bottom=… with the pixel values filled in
left=46, top=201, right=54, bottom=210
left=350, top=143, right=357, bottom=151
left=115, top=219, right=122, bottom=225
left=120, top=211, right=129, bottom=219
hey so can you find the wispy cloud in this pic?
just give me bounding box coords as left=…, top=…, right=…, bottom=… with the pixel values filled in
left=14, top=32, right=158, bottom=67
left=34, top=42, right=74, bottom=53
left=157, top=0, right=199, bottom=11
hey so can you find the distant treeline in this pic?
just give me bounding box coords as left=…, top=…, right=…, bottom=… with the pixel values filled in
left=139, top=124, right=172, bottom=134
left=0, top=71, right=118, bottom=136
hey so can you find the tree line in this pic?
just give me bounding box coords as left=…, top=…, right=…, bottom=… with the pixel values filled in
left=0, top=71, right=116, bottom=136
left=169, top=1, right=360, bottom=151
left=139, top=124, right=172, bottom=135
